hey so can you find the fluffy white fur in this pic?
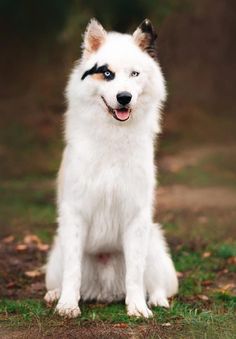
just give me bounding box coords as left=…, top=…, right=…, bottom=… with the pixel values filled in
left=45, top=19, right=178, bottom=318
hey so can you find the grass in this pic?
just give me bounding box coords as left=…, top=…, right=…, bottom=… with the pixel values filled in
left=0, top=121, right=61, bottom=180
left=0, top=298, right=234, bottom=324
left=1, top=298, right=236, bottom=338
left=0, top=178, right=56, bottom=237
left=215, top=244, right=236, bottom=259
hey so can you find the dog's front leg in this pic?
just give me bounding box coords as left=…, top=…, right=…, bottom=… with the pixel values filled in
left=124, top=211, right=153, bottom=318
left=55, top=202, right=85, bottom=318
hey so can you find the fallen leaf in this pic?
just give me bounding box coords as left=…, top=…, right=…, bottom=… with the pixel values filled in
left=25, top=270, right=42, bottom=278
left=218, top=283, right=236, bottom=291
left=162, top=322, right=171, bottom=327
left=114, top=323, right=128, bottom=329
left=198, top=294, right=209, bottom=301
left=176, top=271, right=184, bottom=278
left=16, top=244, right=27, bottom=251
left=227, top=257, right=236, bottom=265
left=37, top=243, right=49, bottom=252
left=23, top=234, right=41, bottom=245
left=2, top=235, right=15, bottom=243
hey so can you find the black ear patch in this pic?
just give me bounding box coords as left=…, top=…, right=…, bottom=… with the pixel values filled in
left=134, top=19, right=158, bottom=60
left=140, top=19, right=156, bottom=35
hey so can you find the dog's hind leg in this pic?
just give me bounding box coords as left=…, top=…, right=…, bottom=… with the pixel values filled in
left=145, top=223, right=178, bottom=308
left=44, top=236, right=62, bottom=304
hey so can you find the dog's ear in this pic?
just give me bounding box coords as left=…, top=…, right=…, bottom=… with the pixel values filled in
left=82, top=18, right=107, bottom=58
left=133, top=19, right=157, bottom=59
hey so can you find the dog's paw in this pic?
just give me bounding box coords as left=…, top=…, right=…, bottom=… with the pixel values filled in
left=148, top=290, right=170, bottom=308
left=55, top=302, right=81, bottom=318
left=127, top=300, right=153, bottom=318
left=44, top=289, right=60, bottom=306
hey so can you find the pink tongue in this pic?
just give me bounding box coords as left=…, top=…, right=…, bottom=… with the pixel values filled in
left=115, top=109, right=130, bottom=121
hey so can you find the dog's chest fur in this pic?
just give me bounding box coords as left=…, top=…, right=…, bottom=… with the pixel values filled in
left=66, top=126, right=155, bottom=253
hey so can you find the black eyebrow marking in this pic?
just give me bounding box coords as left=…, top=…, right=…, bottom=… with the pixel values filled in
left=81, top=63, right=115, bottom=81
left=96, top=64, right=109, bottom=73
left=81, top=63, right=98, bottom=80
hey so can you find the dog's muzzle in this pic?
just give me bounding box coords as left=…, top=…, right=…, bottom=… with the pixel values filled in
left=101, top=96, right=131, bottom=122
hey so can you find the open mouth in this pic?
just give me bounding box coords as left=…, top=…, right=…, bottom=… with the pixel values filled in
left=101, top=96, right=131, bottom=122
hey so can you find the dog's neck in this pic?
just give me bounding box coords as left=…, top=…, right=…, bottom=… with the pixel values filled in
left=64, top=104, right=157, bottom=150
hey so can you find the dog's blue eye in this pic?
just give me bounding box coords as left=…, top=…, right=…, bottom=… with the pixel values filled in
left=131, top=71, right=140, bottom=77
left=104, top=71, right=111, bottom=78
left=101, top=67, right=115, bottom=81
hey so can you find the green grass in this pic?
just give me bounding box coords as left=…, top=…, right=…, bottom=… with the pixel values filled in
left=1, top=298, right=236, bottom=338
left=0, top=121, right=61, bottom=180
left=0, top=298, right=235, bottom=324
left=0, top=299, right=49, bottom=321
left=35, top=229, right=54, bottom=243
left=0, top=178, right=56, bottom=237
left=215, top=244, right=236, bottom=259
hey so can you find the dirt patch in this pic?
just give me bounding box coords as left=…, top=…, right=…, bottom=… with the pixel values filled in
left=0, top=240, right=46, bottom=299
left=157, top=185, right=236, bottom=210
left=159, top=145, right=236, bottom=172
left=0, top=322, right=181, bottom=339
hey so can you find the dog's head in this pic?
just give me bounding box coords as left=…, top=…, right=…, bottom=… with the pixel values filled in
left=67, top=19, right=166, bottom=129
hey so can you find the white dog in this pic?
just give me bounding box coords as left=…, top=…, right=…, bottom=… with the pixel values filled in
left=44, top=18, right=178, bottom=318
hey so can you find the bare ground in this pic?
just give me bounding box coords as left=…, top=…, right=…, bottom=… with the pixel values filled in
left=157, top=185, right=236, bottom=210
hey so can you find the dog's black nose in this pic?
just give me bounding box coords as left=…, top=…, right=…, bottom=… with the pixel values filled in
left=116, top=92, right=132, bottom=105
